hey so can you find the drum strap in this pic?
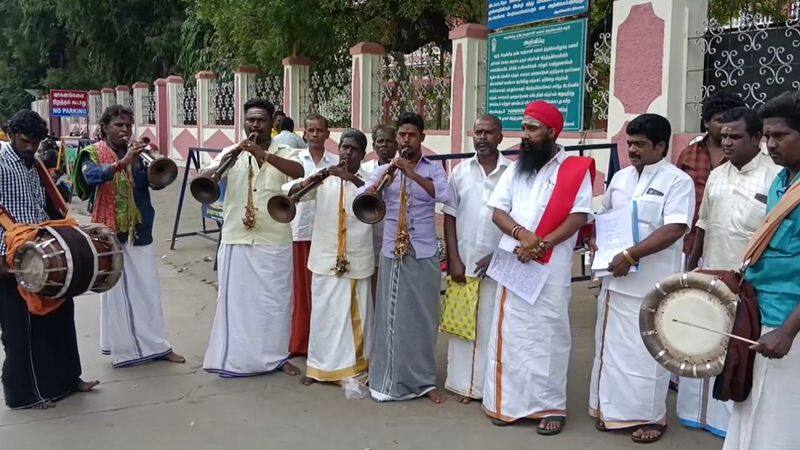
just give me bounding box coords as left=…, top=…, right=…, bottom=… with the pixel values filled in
left=741, top=181, right=800, bottom=269
left=0, top=203, right=16, bottom=232
left=34, top=158, right=68, bottom=219
left=0, top=159, right=67, bottom=233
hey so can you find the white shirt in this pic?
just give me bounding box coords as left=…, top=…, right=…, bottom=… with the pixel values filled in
left=443, top=154, right=511, bottom=277
left=488, top=149, right=593, bottom=287
left=697, top=152, right=779, bottom=270
left=214, top=141, right=300, bottom=246
left=291, top=149, right=339, bottom=241
left=289, top=169, right=374, bottom=279
left=273, top=130, right=307, bottom=149
left=600, top=158, right=695, bottom=297
left=361, top=159, right=383, bottom=265
left=360, top=159, right=379, bottom=176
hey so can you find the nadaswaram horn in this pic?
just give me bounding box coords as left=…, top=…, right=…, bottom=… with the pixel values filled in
left=267, top=159, right=347, bottom=223
left=190, top=132, right=257, bottom=204
left=122, top=137, right=178, bottom=190
left=352, top=148, right=408, bottom=224
left=140, top=151, right=178, bottom=190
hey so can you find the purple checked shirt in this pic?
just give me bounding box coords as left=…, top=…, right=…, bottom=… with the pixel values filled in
left=359, top=156, right=449, bottom=259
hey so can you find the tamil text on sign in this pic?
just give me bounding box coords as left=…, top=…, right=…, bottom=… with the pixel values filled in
left=488, top=0, right=589, bottom=30
left=486, top=19, right=587, bottom=132
left=50, top=90, right=89, bottom=118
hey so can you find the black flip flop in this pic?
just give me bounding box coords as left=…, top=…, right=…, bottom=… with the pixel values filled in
left=537, top=416, right=566, bottom=435
left=491, top=418, right=513, bottom=427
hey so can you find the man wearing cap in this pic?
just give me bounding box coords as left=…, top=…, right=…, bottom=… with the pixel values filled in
left=482, top=101, right=595, bottom=435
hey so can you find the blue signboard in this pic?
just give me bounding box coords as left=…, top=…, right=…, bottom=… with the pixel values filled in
left=201, top=179, right=226, bottom=223
left=488, top=0, right=589, bottom=30
left=50, top=90, right=89, bottom=118
left=486, top=19, right=587, bottom=132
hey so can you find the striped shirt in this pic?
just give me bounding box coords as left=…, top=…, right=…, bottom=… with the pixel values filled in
left=0, top=142, right=49, bottom=255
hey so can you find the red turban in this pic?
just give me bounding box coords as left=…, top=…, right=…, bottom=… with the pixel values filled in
left=523, top=101, right=565, bottom=137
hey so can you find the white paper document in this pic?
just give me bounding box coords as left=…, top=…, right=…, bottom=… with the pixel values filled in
left=487, top=248, right=550, bottom=306
left=591, top=205, right=637, bottom=277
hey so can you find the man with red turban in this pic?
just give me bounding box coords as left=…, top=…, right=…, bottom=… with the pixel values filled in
left=481, top=101, right=595, bottom=435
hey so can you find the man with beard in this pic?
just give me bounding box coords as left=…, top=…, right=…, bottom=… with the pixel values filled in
left=363, top=112, right=449, bottom=403
left=589, top=114, right=694, bottom=443
left=443, top=114, right=510, bottom=404
left=288, top=113, right=338, bottom=357
left=724, top=91, right=800, bottom=450
left=482, top=101, right=594, bottom=435
left=203, top=99, right=304, bottom=377
left=0, top=110, right=98, bottom=409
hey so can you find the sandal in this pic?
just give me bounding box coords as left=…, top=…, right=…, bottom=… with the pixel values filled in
left=595, top=419, right=608, bottom=432
left=537, top=416, right=565, bottom=435
left=631, top=424, right=666, bottom=443
left=491, top=418, right=513, bottom=427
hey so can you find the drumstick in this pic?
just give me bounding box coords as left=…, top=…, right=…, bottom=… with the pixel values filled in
left=671, top=318, right=759, bottom=345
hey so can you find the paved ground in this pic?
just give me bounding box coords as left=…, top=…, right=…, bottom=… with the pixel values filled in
left=0, top=181, right=722, bottom=450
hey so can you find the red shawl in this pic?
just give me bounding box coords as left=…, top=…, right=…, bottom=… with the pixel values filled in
left=535, top=156, right=596, bottom=263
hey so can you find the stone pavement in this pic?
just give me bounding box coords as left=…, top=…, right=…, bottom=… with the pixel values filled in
left=0, top=182, right=721, bottom=450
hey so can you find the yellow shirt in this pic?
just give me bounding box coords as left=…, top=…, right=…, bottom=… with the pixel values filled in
left=216, top=141, right=300, bottom=246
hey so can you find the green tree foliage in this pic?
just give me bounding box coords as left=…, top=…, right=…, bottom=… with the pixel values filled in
left=0, top=1, right=66, bottom=121
left=0, top=0, right=795, bottom=124
left=190, top=0, right=484, bottom=79
left=26, top=0, right=187, bottom=84
left=710, top=0, right=795, bottom=23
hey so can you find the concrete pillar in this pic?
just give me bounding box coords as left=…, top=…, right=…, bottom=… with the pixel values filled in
left=165, top=76, right=184, bottom=159
left=88, top=90, right=101, bottom=126
left=282, top=56, right=311, bottom=121
left=132, top=82, right=149, bottom=135
left=607, top=0, right=709, bottom=164
left=448, top=24, right=488, bottom=155
left=115, top=85, right=131, bottom=109
left=101, top=87, right=115, bottom=110
left=234, top=66, right=259, bottom=142
left=154, top=78, right=169, bottom=156
left=349, top=43, right=385, bottom=132
left=196, top=71, right=216, bottom=136
left=166, top=76, right=185, bottom=127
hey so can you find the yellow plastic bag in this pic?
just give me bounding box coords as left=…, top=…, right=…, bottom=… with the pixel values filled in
left=440, top=276, right=480, bottom=341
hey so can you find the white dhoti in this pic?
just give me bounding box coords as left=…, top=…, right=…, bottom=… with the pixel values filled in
left=677, top=376, right=731, bottom=438
left=100, top=244, right=172, bottom=368
left=203, top=244, right=292, bottom=377
left=306, top=275, right=371, bottom=381
left=723, top=329, right=800, bottom=450
left=482, top=284, right=571, bottom=421
left=589, top=288, right=670, bottom=427
left=445, top=278, right=497, bottom=399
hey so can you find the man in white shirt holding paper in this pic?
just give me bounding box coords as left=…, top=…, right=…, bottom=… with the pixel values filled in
left=482, top=101, right=594, bottom=435
left=678, top=107, right=779, bottom=438
left=443, top=114, right=510, bottom=404
left=589, top=113, right=695, bottom=444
